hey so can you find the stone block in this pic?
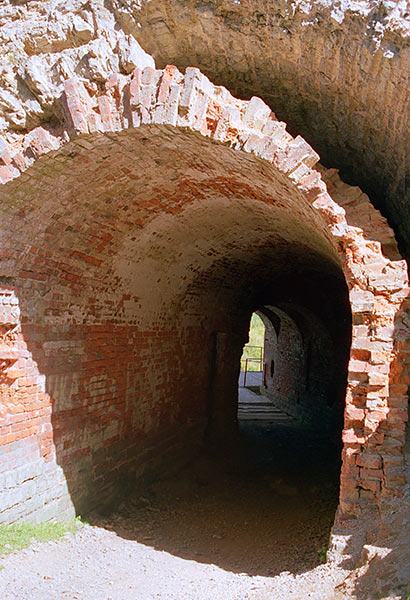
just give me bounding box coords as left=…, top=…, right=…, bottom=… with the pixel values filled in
left=243, top=96, right=271, bottom=130
left=356, top=454, right=382, bottom=469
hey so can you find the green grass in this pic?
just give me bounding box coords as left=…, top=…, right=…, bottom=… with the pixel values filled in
left=317, top=546, right=327, bottom=563
left=0, top=517, right=84, bottom=556
left=240, top=313, right=265, bottom=372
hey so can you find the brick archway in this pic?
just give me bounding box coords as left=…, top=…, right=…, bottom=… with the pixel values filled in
left=0, top=64, right=408, bottom=522
left=257, top=304, right=338, bottom=428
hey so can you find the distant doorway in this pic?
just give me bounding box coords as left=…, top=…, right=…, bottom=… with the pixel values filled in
left=238, top=311, right=292, bottom=424
left=238, top=312, right=265, bottom=392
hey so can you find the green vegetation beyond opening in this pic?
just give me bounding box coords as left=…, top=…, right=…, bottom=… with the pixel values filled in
left=240, top=313, right=265, bottom=372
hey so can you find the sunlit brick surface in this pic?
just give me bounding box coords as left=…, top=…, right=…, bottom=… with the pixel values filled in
left=0, top=64, right=408, bottom=522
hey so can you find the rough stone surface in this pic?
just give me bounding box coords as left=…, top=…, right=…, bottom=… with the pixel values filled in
left=131, top=0, right=410, bottom=258
left=0, top=0, right=408, bottom=554
left=0, top=1, right=154, bottom=131
left=330, top=424, right=410, bottom=599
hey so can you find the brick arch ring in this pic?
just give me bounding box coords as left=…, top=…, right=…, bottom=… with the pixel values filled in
left=0, top=64, right=408, bottom=519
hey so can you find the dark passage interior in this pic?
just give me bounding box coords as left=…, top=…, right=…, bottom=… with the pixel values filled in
left=91, top=418, right=343, bottom=576
left=0, top=126, right=351, bottom=565
left=91, top=296, right=347, bottom=576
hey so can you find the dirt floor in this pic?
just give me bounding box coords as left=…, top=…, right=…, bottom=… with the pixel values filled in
left=0, top=418, right=351, bottom=600
left=98, top=421, right=342, bottom=577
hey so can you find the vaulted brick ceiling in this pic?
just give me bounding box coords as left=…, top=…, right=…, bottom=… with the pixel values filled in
left=130, top=0, right=410, bottom=258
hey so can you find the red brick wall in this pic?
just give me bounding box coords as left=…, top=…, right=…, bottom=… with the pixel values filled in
left=259, top=303, right=340, bottom=427
left=0, top=65, right=408, bottom=522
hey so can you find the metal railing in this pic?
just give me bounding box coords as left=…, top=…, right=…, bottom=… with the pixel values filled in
left=240, top=345, right=263, bottom=387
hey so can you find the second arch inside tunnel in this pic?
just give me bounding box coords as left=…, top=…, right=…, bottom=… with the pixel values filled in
left=238, top=302, right=348, bottom=430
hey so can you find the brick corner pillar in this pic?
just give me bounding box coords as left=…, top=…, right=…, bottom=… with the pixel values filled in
left=339, top=273, right=410, bottom=518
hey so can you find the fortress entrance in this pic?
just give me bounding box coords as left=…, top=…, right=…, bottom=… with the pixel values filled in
left=0, top=65, right=407, bottom=532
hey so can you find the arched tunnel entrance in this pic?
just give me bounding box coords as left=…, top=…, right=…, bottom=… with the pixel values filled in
left=0, top=124, right=353, bottom=572
left=239, top=303, right=346, bottom=428
left=0, top=124, right=351, bottom=520
left=0, top=64, right=408, bottom=579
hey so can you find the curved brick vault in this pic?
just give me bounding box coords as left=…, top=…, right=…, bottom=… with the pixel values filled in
left=132, top=0, right=410, bottom=258
left=0, top=64, right=408, bottom=524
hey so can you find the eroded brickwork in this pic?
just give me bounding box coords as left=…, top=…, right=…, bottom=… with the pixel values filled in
left=0, top=62, right=408, bottom=523
left=259, top=304, right=337, bottom=427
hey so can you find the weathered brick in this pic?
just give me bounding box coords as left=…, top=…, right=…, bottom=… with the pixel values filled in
left=0, top=60, right=407, bottom=526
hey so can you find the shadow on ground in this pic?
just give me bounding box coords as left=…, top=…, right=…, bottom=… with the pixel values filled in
left=87, top=421, right=341, bottom=578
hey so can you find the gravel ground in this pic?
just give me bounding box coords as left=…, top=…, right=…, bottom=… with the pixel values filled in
left=1, top=420, right=408, bottom=600
left=0, top=524, right=347, bottom=600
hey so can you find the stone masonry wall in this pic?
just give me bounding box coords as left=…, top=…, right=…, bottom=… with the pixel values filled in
left=1, top=1, right=409, bottom=252
left=0, top=59, right=407, bottom=523
left=123, top=0, right=410, bottom=258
